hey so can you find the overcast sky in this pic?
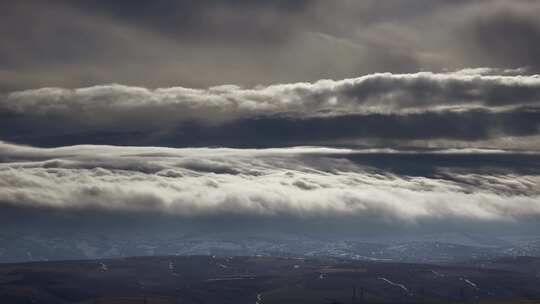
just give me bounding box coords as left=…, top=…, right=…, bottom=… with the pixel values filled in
left=2, top=0, right=540, bottom=91
left=1, top=1, right=539, bottom=244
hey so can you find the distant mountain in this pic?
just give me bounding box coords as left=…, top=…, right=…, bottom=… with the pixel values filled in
left=1, top=232, right=539, bottom=264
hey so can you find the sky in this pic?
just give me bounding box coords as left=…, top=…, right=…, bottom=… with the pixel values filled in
left=2, top=0, right=540, bottom=92
left=1, top=0, right=540, bottom=244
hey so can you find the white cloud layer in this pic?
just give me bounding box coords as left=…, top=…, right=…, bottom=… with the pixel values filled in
left=3, top=70, right=540, bottom=128
left=1, top=142, right=539, bottom=226
left=2, top=69, right=539, bottom=150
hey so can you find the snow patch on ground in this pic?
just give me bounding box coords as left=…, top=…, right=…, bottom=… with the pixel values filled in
left=378, top=277, right=411, bottom=295
left=461, top=277, right=479, bottom=289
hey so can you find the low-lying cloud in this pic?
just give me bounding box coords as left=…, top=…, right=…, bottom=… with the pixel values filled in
left=1, top=142, right=539, bottom=230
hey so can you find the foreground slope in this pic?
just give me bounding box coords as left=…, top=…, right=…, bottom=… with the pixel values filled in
left=1, top=256, right=540, bottom=304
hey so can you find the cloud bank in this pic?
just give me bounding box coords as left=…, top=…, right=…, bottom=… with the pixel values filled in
left=5, top=70, right=540, bottom=120
left=2, top=70, right=540, bottom=149
left=1, top=142, right=539, bottom=231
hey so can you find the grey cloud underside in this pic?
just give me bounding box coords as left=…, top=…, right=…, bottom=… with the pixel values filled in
left=4, top=109, right=540, bottom=149
left=2, top=0, right=540, bottom=90
left=1, top=142, right=539, bottom=232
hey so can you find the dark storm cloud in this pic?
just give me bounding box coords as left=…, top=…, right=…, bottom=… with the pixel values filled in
left=2, top=0, right=540, bottom=90
left=461, top=2, right=540, bottom=71
left=174, top=108, right=540, bottom=147
left=63, top=0, right=310, bottom=42
left=1, top=71, right=539, bottom=148
left=29, top=108, right=533, bottom=149
left=0, top=0, right=316, bottom=90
